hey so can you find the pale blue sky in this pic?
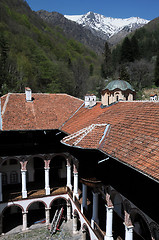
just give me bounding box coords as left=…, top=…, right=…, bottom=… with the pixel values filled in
left=26, top=0, right=159, bottom=20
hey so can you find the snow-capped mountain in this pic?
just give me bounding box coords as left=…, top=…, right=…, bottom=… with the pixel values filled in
left=65, top=12, right=150, bottom=40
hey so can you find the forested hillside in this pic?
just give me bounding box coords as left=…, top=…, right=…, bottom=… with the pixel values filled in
left=37, top=10, right=105, bottom=54
left=102, top=17, right=159, bottom=98
left=0, top=0, right=103, bottom=98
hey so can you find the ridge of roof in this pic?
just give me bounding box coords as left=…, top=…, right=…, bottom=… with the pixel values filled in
left=0, top=92, right=83, bottom=99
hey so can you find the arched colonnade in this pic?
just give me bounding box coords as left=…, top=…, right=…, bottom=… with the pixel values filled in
left=0, top=153, right=79, bottom=200
left=80, top=184, right=159, bottom=240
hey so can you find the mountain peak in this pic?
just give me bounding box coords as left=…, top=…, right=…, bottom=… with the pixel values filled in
left=65, top=12, right=150, bottom=40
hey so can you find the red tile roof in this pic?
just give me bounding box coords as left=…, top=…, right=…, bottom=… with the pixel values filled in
left=1, top=91, right=159, bottom=182
left=1, top=93, right=83, bottom=130
left=61, top=101, right=159, bottom=182
left=63, top=123, right=108, bottom=149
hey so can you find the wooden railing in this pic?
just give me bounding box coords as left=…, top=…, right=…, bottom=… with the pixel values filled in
left=94, top=221, right=105, bottom=240
left=67, top=187, right=105, bottom=240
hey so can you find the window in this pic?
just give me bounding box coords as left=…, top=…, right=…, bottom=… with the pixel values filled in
left=2, top=173, right=7, bottom=185
left=10, top=171, right=18, bottom=184
left=116, top=95, right=119, bottom=101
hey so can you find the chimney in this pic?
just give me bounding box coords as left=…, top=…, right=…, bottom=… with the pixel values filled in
left=85, top=94, right=96, bottom=108
left=25, top=87, right=32, bottom=102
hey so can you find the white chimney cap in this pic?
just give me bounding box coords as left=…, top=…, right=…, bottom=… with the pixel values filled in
left=25, top=87, right=32, bottom=102
left=85, top=94, right=96, bottom=108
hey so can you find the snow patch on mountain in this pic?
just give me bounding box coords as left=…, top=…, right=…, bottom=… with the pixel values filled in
left=65, top=12, right=150, bottom=39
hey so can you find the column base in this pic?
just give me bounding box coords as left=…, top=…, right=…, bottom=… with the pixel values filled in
left=104, top=236, right=114, bottom=240
left=67, top=184, right=72, bottom=191
left=81, top=205, right=84, bottom=214
left=73, top=193, right=79, bottom=201
left=22, top=227, right=29, bottom=232
left=45, top=187, right=50, bottom=195
left=91, top=219, right=95, bottom=229
left=22, top=191, right=27, bottom=199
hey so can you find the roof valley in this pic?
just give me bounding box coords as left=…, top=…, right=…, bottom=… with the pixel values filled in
left=2, top=93, right=10, bottom=116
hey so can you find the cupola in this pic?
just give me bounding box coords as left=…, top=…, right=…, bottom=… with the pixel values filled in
left=101, top=79, right=135, bottom=106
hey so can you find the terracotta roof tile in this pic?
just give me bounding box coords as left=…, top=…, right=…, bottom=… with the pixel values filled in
left=61, top=101, right=159, bottom=181
left=1, top=93, right=83, bottom=130
left=1, top=92, right=159, bottom=182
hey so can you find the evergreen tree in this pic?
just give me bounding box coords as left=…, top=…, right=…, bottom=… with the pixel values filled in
left=101, top=41, right=112, bottom=78
left=120, top=37, right=134, bottom=63
left=131, top=35, right=140, bottom=60
left=119, top=65, right=130, bottom=81
left=0, top=33, right=9, bottom=92
left=154, top=53, right=159, bottom=87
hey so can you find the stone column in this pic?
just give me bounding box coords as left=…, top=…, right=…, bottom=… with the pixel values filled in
left=81, top=184, right=88, bottom=214
left=66, top=159, right=72, bottom=190
left=22, top=211, right=28, bottom=231
left=73, top=165, right=79, bottom=200
left=20, top=160, right=28, bottom=199
left=0, top=173, right=2, bottom=202
left=125, top=225, right=133, bottom=240
left=73, top=213, right=78, bottom=234
left=67, top=201, right=72, bottom=221
left=91, top=191, right=99, bottom=229
left=45, top=168, right=50, bottom=195
left=105, top=193, right=114, bottom=240
left=45, top=208, right=50, bottom=226
left=105, top=206, right=114, bottom=240
left=124, top=211, right=133, bottom=240
left=21, top=170, right=27, bottom=198
left=44, top=160, right=50, bottom=195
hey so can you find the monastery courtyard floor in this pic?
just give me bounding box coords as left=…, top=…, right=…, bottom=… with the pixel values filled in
left=0, top=220, right=82, bottom=240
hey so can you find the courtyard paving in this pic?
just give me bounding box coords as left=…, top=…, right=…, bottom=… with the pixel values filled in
left=0, top=220, right=82, bottom=240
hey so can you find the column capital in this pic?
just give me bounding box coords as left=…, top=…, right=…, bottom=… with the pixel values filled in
left=44, top=167, right=50, bottom=170
left=124, top=223, right=134, bottom=230
left=105, top=204, right=114, bottom=210
left=44, top=159, right=51, bottom=168
left=92, top=189, right=99, bottom=195
left=20, top=161, right=28, bottom=171
left=22, top=211, right=28, bottom=214
left=66, top=158, right=71, bottom=167
left=45, top=207, right=51, bottom=210
left=124, top=211, right=133, bottom=227
left=73, top=164, right=78, bottom=173
left=106, top=193, right=113, bottom=208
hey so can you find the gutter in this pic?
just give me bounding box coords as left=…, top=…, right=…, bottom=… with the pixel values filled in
left=61, top=137, right=159, bottom=184
left=98, top=149, right=159, bottom=184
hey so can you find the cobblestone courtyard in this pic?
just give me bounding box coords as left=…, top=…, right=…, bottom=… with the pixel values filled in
left=0, top=220, right=82, bottom=240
